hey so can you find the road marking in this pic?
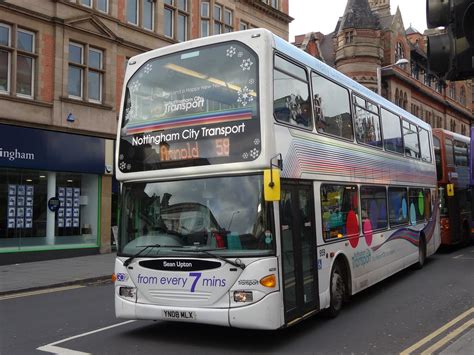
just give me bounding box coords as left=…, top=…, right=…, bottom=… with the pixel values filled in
left=0, top=285, right=85, bottom=301
left=400, top=307, right=474, bottom=355
left=421, top=319, right=474, bottom=355
left=453, top=254, right=463, bottom=259
left=37, top=320, right=136, bottom=354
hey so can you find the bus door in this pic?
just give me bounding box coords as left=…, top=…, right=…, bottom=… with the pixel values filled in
left=280, top=181, right=319, bottom=323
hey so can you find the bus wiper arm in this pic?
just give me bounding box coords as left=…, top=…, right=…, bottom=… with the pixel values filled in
left=123, top=244, right=181, bottom=267
left=175, top=248, right=245, bottom=270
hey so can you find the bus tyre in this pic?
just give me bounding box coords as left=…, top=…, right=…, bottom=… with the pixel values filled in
left=416, top=236, right=426, bottom=269
left=326, top=264, right=346, bottom=318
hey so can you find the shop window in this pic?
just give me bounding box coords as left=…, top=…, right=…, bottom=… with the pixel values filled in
left=321, top=184, right=359, bottom=241
left=0, top=169, right=100, bottom=250
left=0, top=23, right=36, bottom=98
left=68, top=42, right=104, bottom=103
left=164, top=0, right=189, bottom=41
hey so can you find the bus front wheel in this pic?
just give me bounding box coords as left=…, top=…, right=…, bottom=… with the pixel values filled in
left=326, top=264, right=346, bottom=318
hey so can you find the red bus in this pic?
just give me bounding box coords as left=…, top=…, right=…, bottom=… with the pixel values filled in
left=433, top=129, right=472, bottom=246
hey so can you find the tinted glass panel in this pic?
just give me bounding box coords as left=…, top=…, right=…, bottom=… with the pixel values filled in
left=274, top=69, right=312, bottom=129
left=434, top=136, right=442, bottom=181
left=409, top=188, right=424, bottom=224
left=388, top=187, right=408, bottom=226
left=361, top=186, right=387, bottom=231
left=381, top=108, right=403, bottom=154
left=419, top=128, right=432, bottom=162
left=275, top=56, right=307, bottom=81
left=445, top=139, right=454, bottom=166
left=403, top=120, right=420, bottom=158
left=454, top=140, right=468, bottom=166
left=321, top=185, right=359, bottom=240
left=312, top=72, right=353, bottom=140
left=120, top=42, right=259, bottom=172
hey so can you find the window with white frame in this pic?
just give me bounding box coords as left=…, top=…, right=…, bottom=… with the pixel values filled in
left=78, top=0, right=109, bottom=12
left=127, top=0, right=154, bottom=30
left=239, top=20, right=249, bottom=31
left=164, top=0, right=189, bottom=41
left=68, top=42, right=103, bottom=103
left=261, top=0, right=279, bottom=9
left=0, top=23, right=36, bottom=98
left=200, top=1, right=233, bottom=37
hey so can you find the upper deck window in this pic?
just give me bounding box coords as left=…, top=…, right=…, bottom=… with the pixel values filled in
left=353, top=95, right=382, bottom=148
left=273, top=56, right=312, bottom=130
left=311, top=72, right=352, bottom=140
left=119, top=42, right=260, bottom=173
left=403, top=120, right=420, bottom=158
left=381, top=108, right=403, bottom=154
left=419, top=128, right=432, bottom=163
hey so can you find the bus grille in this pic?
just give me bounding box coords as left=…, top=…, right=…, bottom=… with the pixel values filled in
left=147, top=290, right=211, bottom=302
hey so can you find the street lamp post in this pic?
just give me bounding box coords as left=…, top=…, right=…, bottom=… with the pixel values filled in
left=377, top=58, right=409, bottom=96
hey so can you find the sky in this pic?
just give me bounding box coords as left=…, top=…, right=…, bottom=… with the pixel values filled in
left=289, top=0, right=428, bottom=41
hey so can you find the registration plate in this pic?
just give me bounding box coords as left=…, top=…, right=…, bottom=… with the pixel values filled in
left=162, top=310, right=196, bottom=320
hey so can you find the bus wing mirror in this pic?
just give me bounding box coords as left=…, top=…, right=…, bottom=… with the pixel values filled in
left=264, top=154, right=283, bottom=201
left=264, top=169, right=280, bottom=201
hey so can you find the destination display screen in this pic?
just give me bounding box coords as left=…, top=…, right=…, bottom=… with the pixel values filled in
left=119, top=41, right=260, bottom=173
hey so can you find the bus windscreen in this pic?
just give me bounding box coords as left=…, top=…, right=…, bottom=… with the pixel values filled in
left=119, top=42, right=260, bottom=173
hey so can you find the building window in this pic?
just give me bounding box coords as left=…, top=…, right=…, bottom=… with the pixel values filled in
left=127, top=0, right=154, bottom=30
left=68, top=42, right=103, bottom=103
left=448, top=82, right=456, bottom=99
left=0, top=23, right=36, bottom=98
left=411, top=62, right=419, bottom=79
left=395, top=42, right=405, bottom=62
left=424, top=73, right=432, bottom=88
left=79, top=0, right=108, bottom=12
left=345, top=30, right=354, bottom=44
left=262, top=0, right=279, bottom=8
left=201, top=1, right=210, bottom=37
left=240, top=20, right=249, bottom=31
left=164, top=0, right=189, bottom=41
left=460, top=86, right=466, bottom=105
left=200, top=1, right=233, bottom=37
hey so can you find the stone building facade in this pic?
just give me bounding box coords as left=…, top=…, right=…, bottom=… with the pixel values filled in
left=0, top=0, right=291, bottom=264
left=294, top=0, right=472, bottom=136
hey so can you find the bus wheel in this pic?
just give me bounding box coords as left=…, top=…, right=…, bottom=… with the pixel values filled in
left=326, top=264, right=346, bottom=318
left=416, top=235, right=426, bottom=269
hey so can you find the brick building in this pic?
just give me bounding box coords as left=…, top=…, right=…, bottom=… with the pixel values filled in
left=0, top=0, right=291, bottom=264
left=294, top=0, right=472, bottom=136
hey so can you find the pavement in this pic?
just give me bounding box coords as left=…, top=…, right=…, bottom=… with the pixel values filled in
left=0, top=252, right=116, bottom=295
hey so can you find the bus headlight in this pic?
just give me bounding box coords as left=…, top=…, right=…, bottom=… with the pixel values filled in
left=119, top=286, right=137, bottom=300
left=233, top=291, right=253, bottom=302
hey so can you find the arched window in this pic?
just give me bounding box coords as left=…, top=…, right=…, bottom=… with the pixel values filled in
left=395, top=42, right=405, bottom=62
left=403, top=92, right=408, bottom=110
left=395, top=88, right=399, bottom=107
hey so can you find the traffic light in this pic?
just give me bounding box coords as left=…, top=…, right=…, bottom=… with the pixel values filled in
left=426, top=0, right=474, bottom=81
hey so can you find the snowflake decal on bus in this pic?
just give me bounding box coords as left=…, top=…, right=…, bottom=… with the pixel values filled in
left=143, top=63, right=153, bottom=74
left=119, top=162, right=127, bottom=170
left=237, top=86, right=254, bottom=106
left=254, top=138, right=260, bottom=145
left=238, top=51, right=244, bottom=58
left=226, top=46, right=236, bottom=57
left=242, top=152, right=249, bottom=159
left=240, top=58, right=253, bottom=71
left=249, top=148, right=259, bottom=159
left=129, top=80, right=141, bottom=93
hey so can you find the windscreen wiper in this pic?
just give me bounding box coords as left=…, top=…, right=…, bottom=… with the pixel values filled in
left=123, top=244, right=181, bottom=267
left=175, top=248, right=246, bottom=270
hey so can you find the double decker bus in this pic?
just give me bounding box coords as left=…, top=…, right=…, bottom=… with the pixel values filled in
left=114, top=29, right=440, bottom=329
left=433, top=129, right=471, bottom=246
